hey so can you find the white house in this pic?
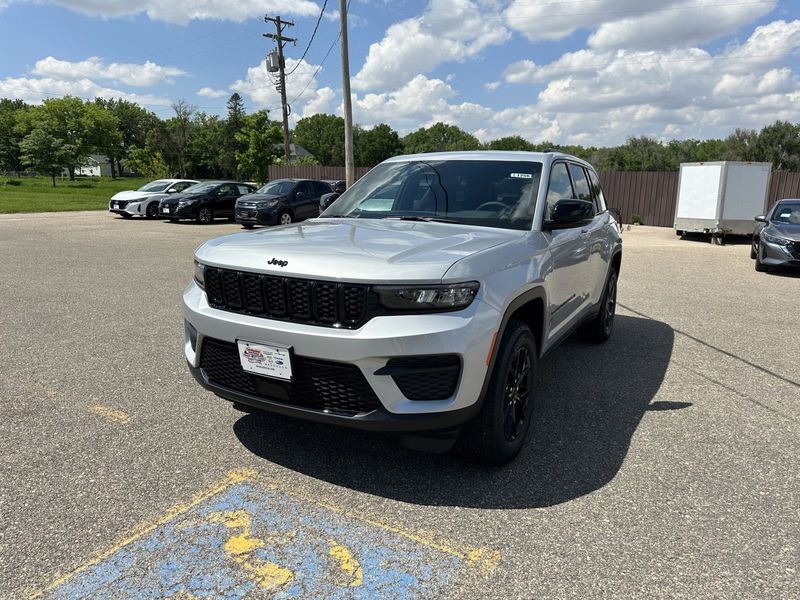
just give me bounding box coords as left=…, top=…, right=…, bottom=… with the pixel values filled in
left=64, top=155, right=113, bottom=177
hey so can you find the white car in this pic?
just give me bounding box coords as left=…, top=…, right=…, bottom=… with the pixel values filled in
left=109, top=179, right=198, bottom=219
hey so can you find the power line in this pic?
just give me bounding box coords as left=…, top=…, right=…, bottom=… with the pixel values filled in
left=285, top=0, right=328, bottom=76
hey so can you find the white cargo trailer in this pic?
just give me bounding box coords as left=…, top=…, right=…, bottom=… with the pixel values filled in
left=674, top=161, right=772, bottom=243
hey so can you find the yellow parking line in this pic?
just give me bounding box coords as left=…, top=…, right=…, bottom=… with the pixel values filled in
left=28, top=469, right=257, bottom=599
left=258, top=476, right=502, bottom=576
left=88, top=404, right=131, bottom=424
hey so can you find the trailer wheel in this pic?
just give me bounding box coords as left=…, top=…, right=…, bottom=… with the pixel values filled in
left=675, top=229, right=684, bottom=237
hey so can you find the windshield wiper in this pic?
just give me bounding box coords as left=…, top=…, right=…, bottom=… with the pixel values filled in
left=383, top=215, right=458, bottom=224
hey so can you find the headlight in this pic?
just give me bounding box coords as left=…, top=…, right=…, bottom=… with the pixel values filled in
left=194, top=261, right=205, bottom=289
left=375, top=282, right=479, bottom=311
left=763, top=231, right=791, bottom=246
left=255, top=200, right=278, bottom=208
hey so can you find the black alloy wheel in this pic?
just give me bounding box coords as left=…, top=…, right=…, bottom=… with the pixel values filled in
left=197, top=207, right=214, bottom=224
left=579, top=268, right=618, bottom=342
left=458, top=319, right=537, bottom=466
left=502, top=345, right=532, bottom=442
left=146, top=202, right=159, bottom=219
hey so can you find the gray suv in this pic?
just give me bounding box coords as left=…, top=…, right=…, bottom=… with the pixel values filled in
left=183, top=151, right=622, bottom=465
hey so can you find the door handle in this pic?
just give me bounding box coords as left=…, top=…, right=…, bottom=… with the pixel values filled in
left=580, top=229, right=590, bottom=240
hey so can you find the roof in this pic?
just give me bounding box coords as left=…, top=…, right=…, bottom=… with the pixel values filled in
left=383, top=150, right=591, bottom=167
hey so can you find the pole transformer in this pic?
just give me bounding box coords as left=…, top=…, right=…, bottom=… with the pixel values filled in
left=264, top=15, right=296, bottom=162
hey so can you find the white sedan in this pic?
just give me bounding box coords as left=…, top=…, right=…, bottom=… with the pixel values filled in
left=109, top=179, right=198, bottom=219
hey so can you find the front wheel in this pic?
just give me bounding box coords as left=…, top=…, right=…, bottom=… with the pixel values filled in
left=145, top=202, right=159, bottom=219
left=458, top=320, right=536, bottom=466
left=754, top=245, right=768, bottom=272
left=278, top=211, right=293, bottom=225
left=196, top=207, right=214, bottom=224
left=579, top=268, right=618, bottom=343
left=241, top=224, right=254, bottom=230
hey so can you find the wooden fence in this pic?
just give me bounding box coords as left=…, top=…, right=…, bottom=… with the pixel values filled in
left=269, top=166, right=800, bottom=227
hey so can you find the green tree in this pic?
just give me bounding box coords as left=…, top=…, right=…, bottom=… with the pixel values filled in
left=187, top=112, right=224, bottom=178
left=19, top=128, right=72, bottom=186
left=0, top=98, right=27, bottom=175
left=722, top=128, right=760, bottom=162
left=354, top=123, right=402, bottom=167
left=236, top=110, right=282, bottom=183
left=122, top=145, right=170, bottom=178
left=222, top=93, right=247, bottom=178
left=293, top=113, right=345, bottom=165
left=95, top=98, right=160, bottom=177
left=755, top=120, right=800, bottom=170
left=165, top=100, right=195, bottom=177
left=484, top=135, right=535, bottom=151
left=401, top=122, right=481, bottom=154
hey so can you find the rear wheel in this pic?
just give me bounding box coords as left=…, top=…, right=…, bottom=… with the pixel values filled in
left=196, top=207, right=214, bottom=224
left=145, top=202, right=159, bottom=219
left=579, top=268, right=617, bottom=343
left=458, top=320, right=536, bottom=466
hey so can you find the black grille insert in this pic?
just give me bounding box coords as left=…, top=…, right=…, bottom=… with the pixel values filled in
left=199, top=338, right=381, bottom=417
left=204, top=267, right=369, bottom=328
left=380, top=355, right=461, bottom=401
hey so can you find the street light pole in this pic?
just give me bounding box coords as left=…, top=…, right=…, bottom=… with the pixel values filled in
left=339, top=0, right=355, bottom=187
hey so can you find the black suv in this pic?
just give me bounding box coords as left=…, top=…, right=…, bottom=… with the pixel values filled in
left=159, top=181, right=256, bottom=224
left=235, top=179, right=332, bottom=229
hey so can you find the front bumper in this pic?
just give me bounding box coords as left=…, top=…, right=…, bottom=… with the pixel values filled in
left=109, top=200, right=148, bottom=216
left=235, top=206, right=278, bottom=226
left=161, top=204, right=194, bottom=219
left=182, top=280, right=497, bottom=431
left=759, top=238, right=800, bottom=267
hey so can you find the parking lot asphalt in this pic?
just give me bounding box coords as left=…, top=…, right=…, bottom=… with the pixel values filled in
left=1, top=212, right=798, bottom=599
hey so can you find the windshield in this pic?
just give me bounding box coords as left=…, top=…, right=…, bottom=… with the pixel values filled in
left=322, top=160, right=542, bottom=230
left=772, top=201, right=800, bottom=224
left=257, top=181, right=296, bottom=196
left=137, top=180, right=171, bottom=192
left=181, top=182, right=218, bottom=194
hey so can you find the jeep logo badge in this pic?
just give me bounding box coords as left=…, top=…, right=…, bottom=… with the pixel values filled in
left=267, top=258, right=288, bottom=267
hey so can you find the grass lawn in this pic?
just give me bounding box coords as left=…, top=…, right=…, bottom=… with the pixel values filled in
left=0, top=176, right=152, bottom=214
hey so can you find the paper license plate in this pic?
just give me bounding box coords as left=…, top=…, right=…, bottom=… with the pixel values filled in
left=237, top=340, right=292, bottom=381
left=162, top=207, right=170, bottom=213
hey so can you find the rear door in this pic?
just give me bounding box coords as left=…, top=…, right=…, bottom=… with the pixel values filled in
left=569, top=163, right=609, bottom=305
left=215, top=183, right=237, bottom=217
left=310, top=181, right=331, bottom=217
left=292, top=181, right=316, bottom=220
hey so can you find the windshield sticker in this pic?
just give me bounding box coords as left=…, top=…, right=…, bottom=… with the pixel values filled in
left=510, top=173, right=533, bottom=179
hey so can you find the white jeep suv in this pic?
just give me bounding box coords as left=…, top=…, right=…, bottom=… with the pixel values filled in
left=183, top=151, right=622, bottom=464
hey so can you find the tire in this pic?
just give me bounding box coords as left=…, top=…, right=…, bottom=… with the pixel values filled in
left=196, top=207, right=214, bottom=224
left=278, top=211, right=293, bottom=225
left=145, top=202, right=159, bottom=219
left=750, top=241, right=758, bottom=260
left=241, top=224, right=255, bottom=230
left=579, top=268, right=618, bottom=343
left=458, top=320, right=537, bottom=466
left=120, top=212, right=132, bottom=219
left=676, top=229, right=684, bottom=237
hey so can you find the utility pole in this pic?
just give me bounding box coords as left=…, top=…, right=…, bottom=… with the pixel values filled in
left=339, top=0, right=355, bottom=187
left=264, top=15, right=296, bottom=162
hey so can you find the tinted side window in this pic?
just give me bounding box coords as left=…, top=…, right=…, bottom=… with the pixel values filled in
left=297, top=182, right=314, bottom=196
left=587, top=169, right=607, bottom=213
left=174, top=182, right=192, bottom=192
left=568, top=164, right=592, bottom=201
left=313, top=181, right=331, bottom=195
left=545, top=162, right=575, bottom=220
left=217, top=184, right=234, bottom=195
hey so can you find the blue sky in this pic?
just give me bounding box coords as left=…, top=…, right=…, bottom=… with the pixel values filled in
left=1, top=0, right=799, bottom=145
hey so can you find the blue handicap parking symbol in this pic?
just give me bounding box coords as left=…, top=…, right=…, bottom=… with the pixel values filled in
left=40, top=473, right=493, bottom=599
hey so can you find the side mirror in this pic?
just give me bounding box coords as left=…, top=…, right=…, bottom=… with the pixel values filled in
left=754, top=215, right=767, bottom=223
left=295, top=191, right=306, bottom=199
left=166, top=188, right=177, bottom=194
left=543, top=199, right=595, bottom=229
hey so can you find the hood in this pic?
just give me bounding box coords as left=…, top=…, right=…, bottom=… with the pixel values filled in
left=162, top=193, right=201, bottom=204
left=767, top=222, right=800, bottom=240
left=110, top=190, right=156, bottom=201
left=195, top=218, right=522, bottom=283
left=238, top=193, right=283, bottom=203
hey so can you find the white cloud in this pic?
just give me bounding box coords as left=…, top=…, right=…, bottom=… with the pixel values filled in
left=11, top=0, right=319, bottom=24
left=352, top=0, right=510, bottom=91
left=505, top=0, right=776, bottom=50
left=484, top=80, right=500, bottom=91
left=0, top=76, right=172, bottom=106
left=197, top=86, right=228, bottom=99
left=230, top=58, right=334, bottom=124
left=33, top=56, right=185, bottom=87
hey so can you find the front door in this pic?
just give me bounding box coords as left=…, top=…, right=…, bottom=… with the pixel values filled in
left=215, top=183, right=237, bottom=217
